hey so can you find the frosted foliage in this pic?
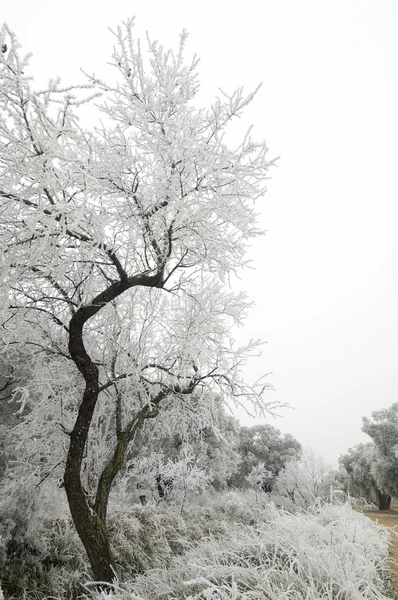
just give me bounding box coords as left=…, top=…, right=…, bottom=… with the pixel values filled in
left=192, top=431, right=241, bottom=488
left=130, top=450, right=211, bottom=501
left=230, top=424, right=301, bottom=489
left=0, top=313, right=81, bottom=484
left=0, top=474, right=69, bottom=543
left=0, top=20, right=276, bottom=451
left=124, top=396, right=241, bottom=492
left=339, top=443, right=381, bottom=505
left=245, top=462, right=273, bottom=490
left=0, top=21, right=273, bottom=290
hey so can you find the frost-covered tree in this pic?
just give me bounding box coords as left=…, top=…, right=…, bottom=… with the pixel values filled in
left=338, top=443, right=391, bottom=510
left=245, top=462, right=273, bottom=501
left=337, top=402, right=398, bottom=510
left=275, top=448, right=331, bottom=507
left=0, top=20, right=276, bottom=584
left=362, top=403, right=398, bottom=503
left=229, top=424, right=301, bottom=490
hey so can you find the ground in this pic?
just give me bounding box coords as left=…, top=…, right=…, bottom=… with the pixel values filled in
left=365, top=500, right=398, bottom=598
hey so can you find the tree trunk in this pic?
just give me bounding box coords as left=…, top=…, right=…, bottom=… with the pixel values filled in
left=64, top=437, right=118, bottom=585
left=64, top=308, right=119, bottom=586
left=377, top=491, right=391, bottom=511
left=64, top=479, right=115, bottom=584
left=63, top=273, right=164, bottom=584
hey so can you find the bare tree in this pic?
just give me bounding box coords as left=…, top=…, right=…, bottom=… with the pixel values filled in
left=0, top=20, right=276, bottom=584
left=275, top=448, right=331, bottom=507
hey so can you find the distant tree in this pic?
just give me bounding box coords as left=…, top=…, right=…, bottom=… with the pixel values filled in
left=275, top=447, right=331, bottom=507
left=339, top=443, right=391, bottom=510
left=245, top=462, right=273, bottom=501
left=195, top=410, right=242, bottom=489
left=0, top=20, right=275, bottom=584
left=229, top=424, right=301, bottom=490
left=324, top=468, right=349, bottom=502
left=362, top=403, right=398, bottom=504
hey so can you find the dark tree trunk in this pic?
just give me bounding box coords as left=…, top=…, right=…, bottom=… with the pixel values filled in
left=64, top=465, right=116, bottom=584
left=65, top=418, right=148, bottom=583
left=62, top=273, right=163, bottom=584
left=64, top=307, right=118, bottom=585
left=377, top=491, right=391, bottom=511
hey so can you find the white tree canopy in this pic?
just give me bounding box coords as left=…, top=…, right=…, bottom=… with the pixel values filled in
left=0, top=21, right=276, bottom=421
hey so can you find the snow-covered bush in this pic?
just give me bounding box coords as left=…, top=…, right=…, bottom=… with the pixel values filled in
left=129, top=397, right=243, bottom=491
left=106, top=490, right=270, bottom=575
left=124, top=503, right=390, bottom=599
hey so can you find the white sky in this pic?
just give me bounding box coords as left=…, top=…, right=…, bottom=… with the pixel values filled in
left=3, top=0, right=398, bottom=465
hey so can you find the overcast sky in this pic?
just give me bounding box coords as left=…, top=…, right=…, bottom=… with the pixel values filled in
left=3, top=0, right=398, bottom=465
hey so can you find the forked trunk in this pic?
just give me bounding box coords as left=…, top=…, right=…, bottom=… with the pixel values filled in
left=64, top=457, right=116, bottom=585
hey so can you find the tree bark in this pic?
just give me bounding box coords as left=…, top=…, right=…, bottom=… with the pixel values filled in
left=64, top=462, right=116, bottom=584
left=377, top=491, right=391, bottom=511
left=64, top=306, right=118, bottom=584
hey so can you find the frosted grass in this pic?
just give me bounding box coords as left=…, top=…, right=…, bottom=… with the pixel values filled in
left=88, top=502, right=392, bottom=600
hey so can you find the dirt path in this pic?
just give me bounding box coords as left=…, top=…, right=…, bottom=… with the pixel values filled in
left=365, top=503, right=398, bottom=598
